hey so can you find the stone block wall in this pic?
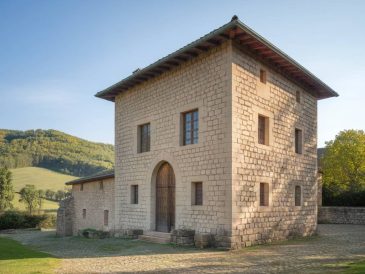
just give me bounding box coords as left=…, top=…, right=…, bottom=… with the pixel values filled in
left=56, top=197, right=75, bottom=237
left=114, top=42, right=233, bottom=237
left=230, top=43, right=318, bottom=248
left=112, top=41, right=319, bottom=248
left=72, top=178, right=115, bottom=235
left=318, top=207, right=365, bottom=225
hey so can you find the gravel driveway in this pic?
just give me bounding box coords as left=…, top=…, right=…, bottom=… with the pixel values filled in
left=2, top=224, right=364, bottom=273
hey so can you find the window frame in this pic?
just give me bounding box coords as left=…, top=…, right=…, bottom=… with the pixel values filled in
left=295, top=128, right=303, bottom=154
left=131, top=185, right=139, bottom=204
left=260, top=69, right=267, bottom=84
left=139, top=123, right=151, bottom=153
left=295, top=185, right=302, bottom=207
left=258, top=115, right=269, bottom=146
left=183, top=109, right=199, bottom=146
left=192, top=182, right=203, bottom=206
left=259, top=182, right=270, bottom=207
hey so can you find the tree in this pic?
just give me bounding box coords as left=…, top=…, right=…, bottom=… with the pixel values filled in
left=322, top=130, right=365, bottom=194
left=55, top=190, right=65, bottom=201
left=38, top=189, right=45, bottom=211
left=0, top=167, right=14, bottom=211
left=19, top=185, right=39, bottom=214
left=45, top=189, right=55, bottom=200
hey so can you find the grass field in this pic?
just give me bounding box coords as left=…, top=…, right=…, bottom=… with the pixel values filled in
left=11, top=167, right=77, bottom=191
left=12, top=193, right=60, bottom=213
left=10, top=167, right=78, bottom=212
left=0, top=237, right=60, bottom=274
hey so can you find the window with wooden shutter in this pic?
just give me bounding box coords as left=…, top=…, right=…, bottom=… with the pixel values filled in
left=259, top=183, right=269, bottom=206
left=183, top=109, right=199, bottom=145
left=131, top=185, right=138, bottom=204
left=104, top=210, right=109, bottom=226
left=192, top=182, right=203, bottom=205
left=295, top=186, right=302, bottom=206
left=258, top=115, right=269, bottom=145
left=295, top=128, right=303, bottom=154
left=139, top=123, right=150, bottom=153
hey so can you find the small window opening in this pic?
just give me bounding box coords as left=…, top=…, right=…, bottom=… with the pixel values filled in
left=260, top=69, right=267, bottom=84
left=104, top=210, right=109, bottom=226
left=192, top=182, right=203, bottom=205
left=259, top=183, right=269, bottom=206
left=295, top=128, right=303, bottom=154
left=295, top=186, right=302, bottom=206
left=131, top=185, right=139, bottom=204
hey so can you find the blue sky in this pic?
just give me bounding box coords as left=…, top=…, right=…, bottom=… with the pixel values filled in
left=0, top=0, right=364, bottom=146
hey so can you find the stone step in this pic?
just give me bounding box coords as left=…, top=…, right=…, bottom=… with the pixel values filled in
left=139, top=231, right=171, bottom=244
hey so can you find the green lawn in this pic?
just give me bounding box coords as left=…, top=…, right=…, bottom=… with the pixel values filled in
left=343, top=260, right=365, bottom=274
left=0, top=237, right=59, bottom=274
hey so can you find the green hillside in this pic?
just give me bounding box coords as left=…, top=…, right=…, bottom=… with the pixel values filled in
left=0, top=129, right=114, bottom=177
left=9, top=167, right=77, bottom=212
left=11, top=167, right=77, bottom=191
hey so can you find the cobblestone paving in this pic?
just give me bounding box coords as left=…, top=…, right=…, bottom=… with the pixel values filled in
left=2, top=224, right=364, bottom=273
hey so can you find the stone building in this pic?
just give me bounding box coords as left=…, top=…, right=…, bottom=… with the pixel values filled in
left=59, top=170, right=115, bottom=236
left=60, top=16, right=338, bottom=248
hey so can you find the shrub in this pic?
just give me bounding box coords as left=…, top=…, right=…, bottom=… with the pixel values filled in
left=79, top=228, right=109, bottom=239
left=0, top=211, right=25, bottom=229
left=0, top=211, right=54, bottom=230
left=322, top=187, right=365, bottom=207
left=37, top=214, right=56, bottom=229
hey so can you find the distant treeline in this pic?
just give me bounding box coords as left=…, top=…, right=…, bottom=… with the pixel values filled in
left=0, top=129, right=114, bottom=177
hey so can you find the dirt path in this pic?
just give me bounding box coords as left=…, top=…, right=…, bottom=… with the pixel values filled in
left=2, top=224, right=365, bottom=273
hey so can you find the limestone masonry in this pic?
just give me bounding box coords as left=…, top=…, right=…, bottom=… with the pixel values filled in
left=58, top=17, right=337, bottom=248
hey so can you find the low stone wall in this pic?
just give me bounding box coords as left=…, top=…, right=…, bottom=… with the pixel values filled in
left=318, top=206, right=365, bottom=225
left=56, top=197, right=75, bottom=236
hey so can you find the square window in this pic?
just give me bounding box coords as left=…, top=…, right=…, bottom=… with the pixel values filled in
left=104, top=210, right=109, bottom=226
left=259, top=183, right=269, bottom=206
left=260, top=69, right=267, bottom=84
left=258, top=115, right=269, bottom=145
left=295, top=186, right=302, bottom=206
left=183, top=110, right=199, bottom=145
left=192, top=182, right=203, bottom=205
left=131, top=185, right=139, bottom=204
left=296, top=90, right=301, bottom=103
left=138, top=123, right=150, bottom=153
left=295, top=128, right=303, bottom=154
left=82, top=209, right=86, bottom=219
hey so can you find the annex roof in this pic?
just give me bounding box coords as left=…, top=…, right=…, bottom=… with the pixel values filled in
left=96, top=16, right=338, bottom=101
left=65, top=169, right=114, bottom=185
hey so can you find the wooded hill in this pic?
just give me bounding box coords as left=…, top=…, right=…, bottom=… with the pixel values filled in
left=0, top=129, right=114, bottom=177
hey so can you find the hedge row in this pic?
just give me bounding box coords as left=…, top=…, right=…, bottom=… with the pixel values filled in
left=0, top=211, right=56, bottom=230
left=322, top=188, right=365, bottom=207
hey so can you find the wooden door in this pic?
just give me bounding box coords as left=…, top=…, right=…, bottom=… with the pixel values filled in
left=156, top=162, right=175, bottom=232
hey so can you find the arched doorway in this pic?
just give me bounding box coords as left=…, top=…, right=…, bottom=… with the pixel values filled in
left=155, top=162, right=175, bottom=232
